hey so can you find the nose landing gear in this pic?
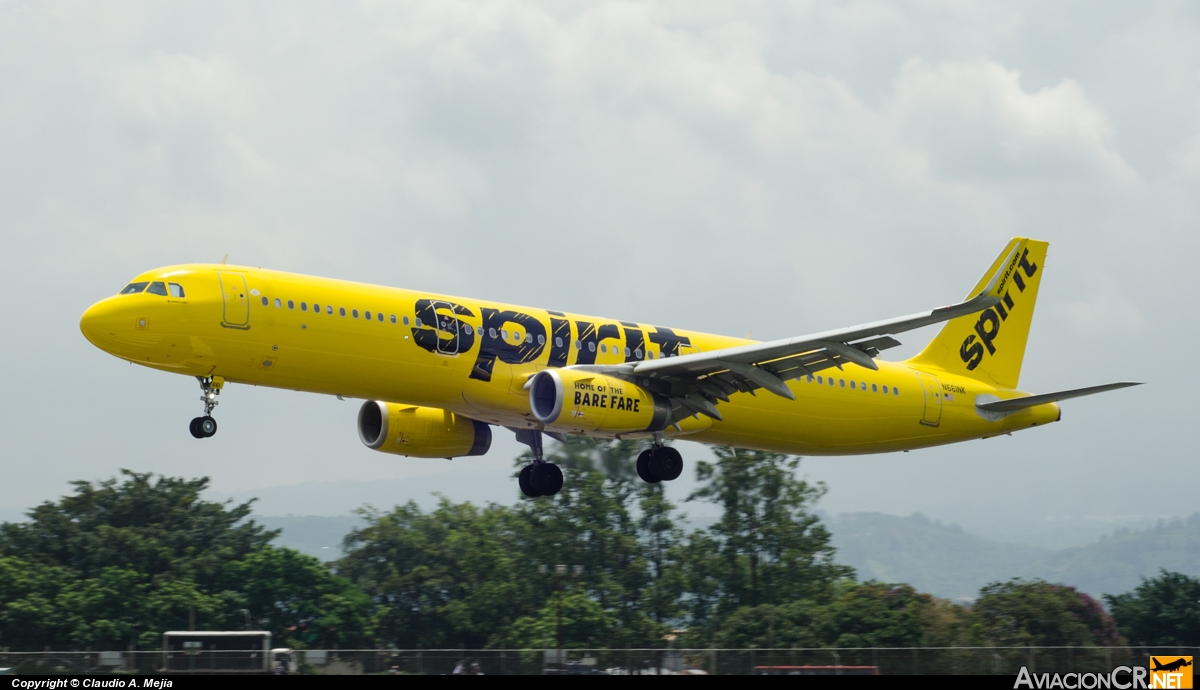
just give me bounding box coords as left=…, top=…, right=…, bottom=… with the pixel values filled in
left=189, top=376, right=222, bottom=439
left=514, top=429, right=563, bottom=498
left=637, top=445, right=683, bottom=483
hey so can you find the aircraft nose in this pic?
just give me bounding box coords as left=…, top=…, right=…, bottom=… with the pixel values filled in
left=80, top=298, right=123, bottom=349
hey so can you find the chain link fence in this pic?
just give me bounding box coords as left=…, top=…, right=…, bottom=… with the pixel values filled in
left=1, top=646, right=1195, bottom=675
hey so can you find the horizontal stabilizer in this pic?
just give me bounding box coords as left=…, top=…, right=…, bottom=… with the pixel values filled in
left=976, top=382, right=1142, bottom=413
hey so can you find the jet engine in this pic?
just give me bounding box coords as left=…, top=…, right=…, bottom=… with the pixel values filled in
left=358, top=401, right=491, bottom=458
left=529, top=368, right=671, bottom=433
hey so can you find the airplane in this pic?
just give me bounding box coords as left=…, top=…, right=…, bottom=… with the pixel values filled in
left=79, top=238, right=1140, bottom=498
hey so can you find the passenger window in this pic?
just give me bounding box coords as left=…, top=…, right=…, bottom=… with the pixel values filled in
left=352, top=309, right=359, bottom=318
left=588, top=342, right=596, bottom=352
left=600, top=344, right=607, bottom=354
left=871, top=384, right=878, bottom=392
left=882, top=386, right=888, bottom=395
left=828, top=378, right=835, bottom=386
left=489, top=328, right=497, bottom=339
left=301, top=302, right=308, bottom=312
left=817, top=376, right=823, bottom=384
left=390, top=315, right=396, bottom=324
left=500, top=329, right=508, bottom=340
left=415, top=318, right=422, bottom=327
left=861, top=382, right=866, bottom=391
left=402, top=316, right=410, bottom=326
left=168, top=283, right=185, bottom=298
left=261, top=297, right=268, bottom=306
left=288, top=300, right=295, bottom=310
left=146, top=282, right=168, bottom=296
left=313, top=303, right=320, bottom=313
left=635, top=348, right=642, bottom=359
left=806, top=376, right=813, bottom=383
left=465, top=325, right=473, bottom=335
left=538, top=335, right=545, bottom=346
left=624, top=347, right=631, bottom=357
left=526, top=333, right=533, bottom=344
left=893, top=387, right=899, bottom=396
left=326, top=305, right=333, bottom=315
left=365, top=311, right=371, bottom=320
left=574, top=340, right=582, bottom=350
left=275, top=299, right=282, bottom=308
left=377, top=312, right=384, bottom=322
left=555, top=337, right=563, bottom=348
left=839, top=379, right=845, bottom=387
left=339, top=307, right=346, bottom=316
left=119, top=282, right=148, bottom=294
left=850, top=381, right=856, bottom=389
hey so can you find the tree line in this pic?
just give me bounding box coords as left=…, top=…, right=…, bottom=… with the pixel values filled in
left=0, top=440, right=1196, bottom=651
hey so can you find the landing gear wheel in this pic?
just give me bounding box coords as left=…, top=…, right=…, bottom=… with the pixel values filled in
left=649, top=446, right=683, bottom=481
left=198, top=416, right=217, bottom=438
left=192, top=376, right=223, bottom=440
left=519, top=464, right=542, bottom=498
left=636, top=449, right=661, bottom=484
left=532, top=463, right=563, bottom=496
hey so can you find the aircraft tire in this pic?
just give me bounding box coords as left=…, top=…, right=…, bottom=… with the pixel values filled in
left=189, top=418, right=205, bottom=439
left=532, top=463, right=563, bottom=496
left=649, top=446, right=683, bottom=482
left=199, top=416, right=218, bottom=438
left=519, top=465, right=541, bottom=498
left=636, top=450, right=661, bottom=484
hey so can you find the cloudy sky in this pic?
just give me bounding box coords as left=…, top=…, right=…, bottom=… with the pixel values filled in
left=1, top=1, right=1195, bottom=543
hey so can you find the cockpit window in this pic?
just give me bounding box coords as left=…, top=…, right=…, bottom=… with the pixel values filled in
left=168, top=283, right=185, bottom=298
left=146, top=281, right=168, bottom=296
left=120, top=282, right=148, bottom=295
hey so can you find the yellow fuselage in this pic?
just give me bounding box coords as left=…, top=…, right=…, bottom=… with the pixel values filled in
left=80, top=264, right=1059, bottom=455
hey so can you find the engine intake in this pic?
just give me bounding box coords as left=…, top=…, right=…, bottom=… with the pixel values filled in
left=529, top=368, right=670, bottom=433
left=358, top=401, right=491, bottom=458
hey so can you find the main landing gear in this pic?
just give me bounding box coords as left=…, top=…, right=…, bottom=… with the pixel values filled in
left=636, top=445, right=684, bottom=484
left=515, top=429, right=563, bottom=498
left=189, top=376, right=222, bottom=439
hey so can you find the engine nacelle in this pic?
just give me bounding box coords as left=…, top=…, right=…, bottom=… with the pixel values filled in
left=358, top=401, right=491, bottom=458
left=529, top=368, right=670, bottom=433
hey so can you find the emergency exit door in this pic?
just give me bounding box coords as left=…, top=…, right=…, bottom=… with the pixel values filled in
left=915, top=372, right=942, bottom=427
left=218, top=272, right=250, bottom=329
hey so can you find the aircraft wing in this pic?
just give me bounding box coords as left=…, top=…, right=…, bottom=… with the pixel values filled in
left=570, top=244, right=1017, bottom=423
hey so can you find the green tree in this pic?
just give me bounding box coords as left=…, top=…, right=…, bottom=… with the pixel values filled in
left=0, top=470, right=371, bottom=650
left=1105, top=570, right=1200, bottom=646
left=971, top=579, right=1125, bottom=647
left=685, top=447, right=851, bottom=640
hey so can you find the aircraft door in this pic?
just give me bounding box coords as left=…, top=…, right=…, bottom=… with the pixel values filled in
left=218, top=272, right=250, bottom=329
left=915, top=372, right=942, bottom=427
left=432, top=300, right=462, bottom=355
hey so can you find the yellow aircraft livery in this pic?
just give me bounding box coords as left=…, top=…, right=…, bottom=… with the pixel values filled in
left=79, top=238, right=1138, bottom=497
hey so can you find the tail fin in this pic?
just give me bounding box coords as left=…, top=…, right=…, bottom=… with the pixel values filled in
left=908, top=238, right=1048, bottom=389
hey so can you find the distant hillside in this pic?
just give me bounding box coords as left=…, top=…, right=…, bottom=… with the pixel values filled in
left=829, top=512, right=1200, bottom=601
left=1038, top=514, right=1200, bottom=597
left=256, top=515, right=364, bottom=561
left=827, top=512, right=1048, bottom=600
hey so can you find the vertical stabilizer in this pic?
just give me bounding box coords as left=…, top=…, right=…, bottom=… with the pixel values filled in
left=907, top=238, right=1048, bottom=389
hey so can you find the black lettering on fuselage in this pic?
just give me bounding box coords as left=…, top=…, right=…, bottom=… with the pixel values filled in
left=548, top=315, right=571, bottom=367
left=622, top=325, right=645, bottom=363
left=647, top=326, right=691, bottom=358
left=574, top=321, right=620, bottom=365
left=412, top=299, right=476, bottom=355
left=469, top=308, right=547, bottom=382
